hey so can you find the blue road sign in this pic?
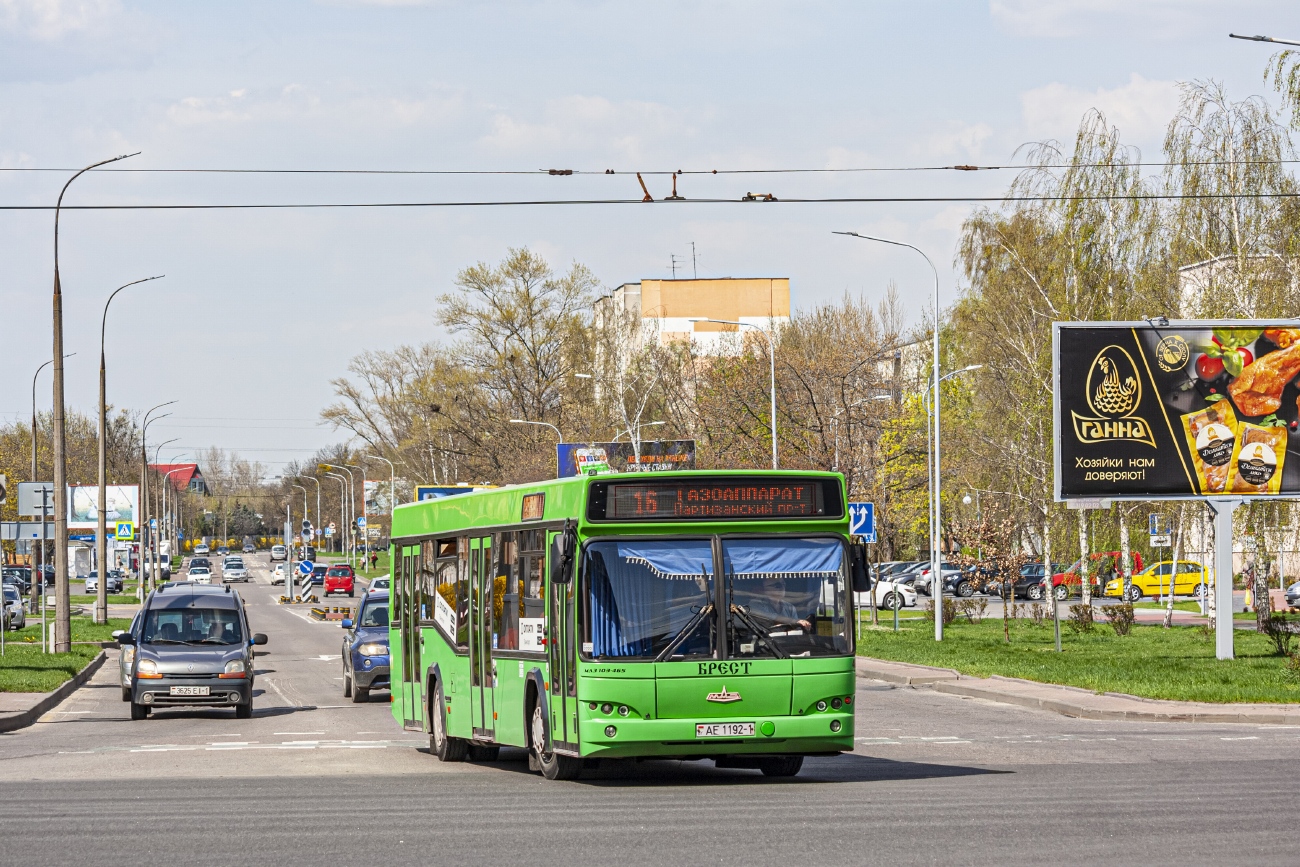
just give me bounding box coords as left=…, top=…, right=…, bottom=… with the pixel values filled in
left=298, top=560, right=314, bottom=575
left=848, top=502, right=876, bottom=542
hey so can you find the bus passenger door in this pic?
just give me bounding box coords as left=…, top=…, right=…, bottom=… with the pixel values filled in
left=469, top=537, right=495, bottom=740
left=401, top=546, right=421, bottom=729
left=547, top=531, right=576, bottom=751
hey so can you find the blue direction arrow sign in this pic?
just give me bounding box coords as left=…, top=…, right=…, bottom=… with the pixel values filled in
left=298, top=560, right=315, bottom=575
left=848, top=502, right=876, bottom=543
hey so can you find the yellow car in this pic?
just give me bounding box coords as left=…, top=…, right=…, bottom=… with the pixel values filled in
left=1103, top=560, right=1206, bottom=602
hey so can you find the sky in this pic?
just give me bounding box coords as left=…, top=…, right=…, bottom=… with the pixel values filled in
left=2, top=0, right=1298, bottom=477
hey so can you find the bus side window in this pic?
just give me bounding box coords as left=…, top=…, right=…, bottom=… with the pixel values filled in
left=456, top=537, right=470, bottom=645
left=496, top=532, right=520, bottom=650
left=420, top=540, right=437, bottom=621
left=392, top=553, right=403, bottom=620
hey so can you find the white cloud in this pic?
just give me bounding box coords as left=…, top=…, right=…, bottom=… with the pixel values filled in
left=1021, top=73, right=1179, bottom=146
left=0, top=0, right=119, bottom=40
left=479, top=95, right=695, bottom=162
left=990, top=0, right=1233, bottom=38
left=161, top=84, right=464, bottom=131
left=926, top=122, right=993, bottom=160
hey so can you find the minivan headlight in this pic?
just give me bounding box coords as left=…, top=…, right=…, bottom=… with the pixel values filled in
left=357, top=642, right=387, bottom=657
left=121, top=646, right=135, bottom=665
left=220, top=659, right=247, bottom=678
left=137, top=659, right=162, bottom=678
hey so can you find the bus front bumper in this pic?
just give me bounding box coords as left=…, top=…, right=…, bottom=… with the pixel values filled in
left=577, top=713, right=853, bottom=758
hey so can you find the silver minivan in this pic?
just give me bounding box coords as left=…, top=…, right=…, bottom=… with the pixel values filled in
left=117, top=583, right=267, bottom=720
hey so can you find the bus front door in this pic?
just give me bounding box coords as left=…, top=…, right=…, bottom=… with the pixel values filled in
left=400, top=546, right=421, bottom=730
left=547, top=531, right=577, bottom=751
left=469, top=537, right=495, bottom=740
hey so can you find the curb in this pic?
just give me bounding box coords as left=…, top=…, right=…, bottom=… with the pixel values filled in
left=854, top=655, right=1300, bottom=725
left=0, top=650, right=108, bottom=734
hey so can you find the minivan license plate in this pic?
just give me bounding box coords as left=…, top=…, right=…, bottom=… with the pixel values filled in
left=696, top=722, right=755, bottom=738
left=170, top=686, right=209, bottom=696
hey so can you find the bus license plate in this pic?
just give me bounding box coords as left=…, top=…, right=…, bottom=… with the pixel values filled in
left=696, top=722, right=755, bottom=738
left=170, top=686, right=209, bottom=696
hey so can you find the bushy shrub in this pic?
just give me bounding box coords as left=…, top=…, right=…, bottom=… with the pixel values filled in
left=923, top=598, right=957, bottom=626
left=957, top=597, right=988, bottom=624
left=1103, top=602, right=1135, bottom=636
left=1028, top=602, right=1047, bottom=626
left=1261, top=614, right=1298, bottom=657
left=1065, top=603, right=1095, bottom=635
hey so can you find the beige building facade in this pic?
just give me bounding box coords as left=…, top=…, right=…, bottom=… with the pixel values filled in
left=595, top=277, right=791, bottom=358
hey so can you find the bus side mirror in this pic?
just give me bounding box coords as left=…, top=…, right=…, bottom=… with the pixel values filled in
left=850, top=543, right=871, bottom=593
left=550, top=521, right=577, bottom=585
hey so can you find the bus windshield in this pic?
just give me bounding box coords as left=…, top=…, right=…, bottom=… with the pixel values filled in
left=584, top=536, right=851, bottom=661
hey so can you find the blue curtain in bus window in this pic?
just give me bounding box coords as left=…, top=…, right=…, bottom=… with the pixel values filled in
left=721, top=538, right=843, bottom=578
left=588, top=540, right=713, bottom=658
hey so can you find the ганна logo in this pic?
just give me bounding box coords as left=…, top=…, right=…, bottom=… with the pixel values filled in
left=1071, top=345, right=1156, bottom=447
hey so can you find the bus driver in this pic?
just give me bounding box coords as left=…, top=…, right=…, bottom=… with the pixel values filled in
left=748, top=576, right=812, bottom=632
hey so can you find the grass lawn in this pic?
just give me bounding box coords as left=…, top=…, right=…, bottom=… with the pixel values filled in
left=9, top=616, right=133, bottom=646
left=0, top=645, right=102, bottom=693
left=858, top=617, right=1300, bottom=704
left=69, top=595, right=139, bottom=605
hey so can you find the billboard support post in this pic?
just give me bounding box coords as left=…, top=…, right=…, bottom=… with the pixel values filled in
left=1208, top=498, right=1241, bottom=661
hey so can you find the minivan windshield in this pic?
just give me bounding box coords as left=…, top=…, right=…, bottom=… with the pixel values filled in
left=142, top=608, right=244, bottom=645
left=584, top=536, right=850, bottom=661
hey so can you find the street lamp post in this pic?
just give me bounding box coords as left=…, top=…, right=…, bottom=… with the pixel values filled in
left=920, top=365, right=982, bottom=638
left=834, top=230, right=944, bottom=640
left=52, top=151, right=139, bottom=652
left=149, top=438, right=178, bottom=591
left=688, top=318, right=777, bottom=469
left=322, top=465, right=357, bottom=565
left=31, top=354, right=73, bottom=616
left=299, top=475, right=322, bottom=542
left=139, top=402, right=176, bottom=599
left=96, top=275, right=163, bottom=624
left=324, top=473, right=347, bottom=556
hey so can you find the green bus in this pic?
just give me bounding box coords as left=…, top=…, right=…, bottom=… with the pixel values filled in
left=389, top=469, right=867, bottom=780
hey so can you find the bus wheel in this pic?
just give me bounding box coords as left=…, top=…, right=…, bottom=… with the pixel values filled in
left=758, top=756, right=803, bottom=777
left=531, top=703, right=581, bottom=781
left=430, top=682, right=468, bottom=762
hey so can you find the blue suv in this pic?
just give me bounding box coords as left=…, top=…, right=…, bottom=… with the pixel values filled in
left=341, top=590, right=389, bottom=702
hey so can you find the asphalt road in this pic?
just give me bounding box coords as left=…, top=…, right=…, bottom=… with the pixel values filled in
left=1, top=554, right=1298, bottom=865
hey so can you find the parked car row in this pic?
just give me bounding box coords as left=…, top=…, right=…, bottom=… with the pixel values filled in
left=872, top=554, right=1205, bottom=602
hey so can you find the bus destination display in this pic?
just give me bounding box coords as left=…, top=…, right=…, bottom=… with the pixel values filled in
left=594, top=478, right=839, bottom=521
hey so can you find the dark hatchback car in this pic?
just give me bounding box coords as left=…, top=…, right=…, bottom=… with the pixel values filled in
left=341, top=590, right=389, bottom=702
left=118, top=583, right=267, bottom=720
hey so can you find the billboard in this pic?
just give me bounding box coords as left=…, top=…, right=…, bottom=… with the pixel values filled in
left=556, top=440, right=696, bottom=478
left=1055, top=322, right=1300, bottom=500
left=68, top=484, right=139, bottom=529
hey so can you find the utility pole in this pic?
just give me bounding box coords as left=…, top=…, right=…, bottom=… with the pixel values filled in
left=670, top=254, right=680, bottom=279
left=691, top=241, right=698, bottom=279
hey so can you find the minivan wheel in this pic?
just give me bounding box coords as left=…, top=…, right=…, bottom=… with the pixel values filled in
left=235, top=702, right=253, bottom=719
left=130, top=702, right=148, bottom=721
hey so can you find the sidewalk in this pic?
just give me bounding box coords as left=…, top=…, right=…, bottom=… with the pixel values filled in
left=0, top=650, right=108, bottom=734
left=855, top=656, right=1300, bottom=724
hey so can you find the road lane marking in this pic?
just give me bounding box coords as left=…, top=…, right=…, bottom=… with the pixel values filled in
left=275, top=731, right=325, bottom=735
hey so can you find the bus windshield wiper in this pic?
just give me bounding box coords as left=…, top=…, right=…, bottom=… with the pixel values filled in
left=729, top=605, right=787, bottom=659
left=655, top=603, right=714, bottom=662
